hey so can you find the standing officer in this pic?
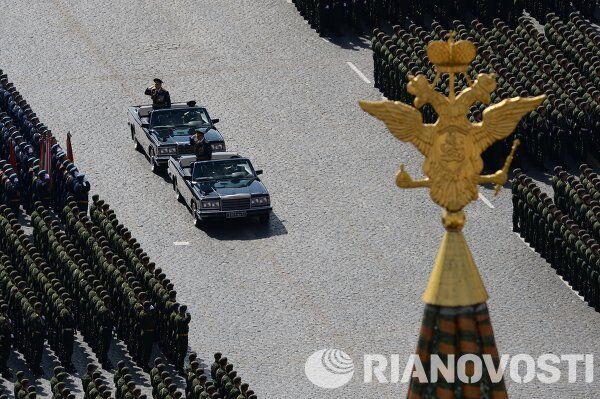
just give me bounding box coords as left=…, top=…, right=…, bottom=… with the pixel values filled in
left=190, top=131, right=212, bottom=161
left=144, top=79, right=171, bottom=109
left=72, top=172, right=91, bottom=213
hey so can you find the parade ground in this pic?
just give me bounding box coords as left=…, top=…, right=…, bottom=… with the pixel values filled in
left=0, top=0, right=599, bottom=397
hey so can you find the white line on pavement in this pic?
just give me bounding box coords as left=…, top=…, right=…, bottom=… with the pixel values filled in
left=173, top=241, right=190, bottom=246
left=514, top=233, right=586, bottom=303
left=347, top=62, right=371, bottom=84
left=478, top=192, right=495, bottom=209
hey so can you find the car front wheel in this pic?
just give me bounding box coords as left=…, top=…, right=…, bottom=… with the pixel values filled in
left=191, top=201, right=202, bottom=227
left=149, top=148, right=161, bottom=174
left=132, top=127, right=141, bottom=151
left=173, top=179, right=183, bottom=203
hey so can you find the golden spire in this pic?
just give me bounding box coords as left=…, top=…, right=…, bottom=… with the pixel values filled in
left=360, top=36, right=545, bottom=306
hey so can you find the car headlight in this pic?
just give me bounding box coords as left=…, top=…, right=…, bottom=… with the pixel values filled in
left=200, top=199, right=220, bottom=209
left=158, top=146, right=177, bottom=155
left=251, top=195, right=270, bottom=206
left=211, top=142, right=226, bottom=152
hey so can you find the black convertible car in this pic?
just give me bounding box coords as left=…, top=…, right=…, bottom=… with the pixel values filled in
left=127, top=102, right=226, bottom=172
left=168, top=153, right=272, bottom=226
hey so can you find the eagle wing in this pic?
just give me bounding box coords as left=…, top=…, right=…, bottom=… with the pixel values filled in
left=359, top=100, right=433, bottom=156
left=474, top=95, right=546, bottom=152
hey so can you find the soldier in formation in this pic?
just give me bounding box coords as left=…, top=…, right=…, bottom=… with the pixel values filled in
left=14, top=372, right=37, bottom=399
left=114, top=361, right=146, bottom=399
left=0, top=71, right=90, bottom=216
left=150, top=358, right=183, bottom=399
left=32, top=202, right=112, bottom=368
left=207, top=353, right=256, bottom=399
left=513, top=167, right=600, bottom=311
left=0, top=203, right=76, bottom=372
left=0, top=300, right=12, bottom=377
left=81, top=363, right=114, bottom=399
left=290, top=0, right=599, bottom=36
left=89, top=196, right=190, bottom=371
left=372, top=13, right=600, bottom=169
left=50, top=366, right=76, bottom=399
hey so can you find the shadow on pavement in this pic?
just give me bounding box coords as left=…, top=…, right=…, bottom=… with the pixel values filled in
left=201, top=212, right=288, bottom=240
left=321, top=33, right=372, bottom=51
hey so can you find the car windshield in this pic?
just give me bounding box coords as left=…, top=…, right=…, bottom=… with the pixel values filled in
left=150, top=108, right=211, bottom=127
left=192, top=159, right=255, bottom=181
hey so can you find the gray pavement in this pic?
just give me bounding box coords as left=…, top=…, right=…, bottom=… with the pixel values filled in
left=0, top=1, right=599, bottom=397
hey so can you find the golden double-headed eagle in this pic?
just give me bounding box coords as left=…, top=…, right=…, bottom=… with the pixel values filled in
left=360, top=35, right=545, bottom=212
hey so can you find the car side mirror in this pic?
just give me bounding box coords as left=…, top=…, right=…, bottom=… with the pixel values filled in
left=255, top=169, right=263, bottom=175
left=211, top=118, right=220, bottom=124
left=141, top=123, right=150, bottom=128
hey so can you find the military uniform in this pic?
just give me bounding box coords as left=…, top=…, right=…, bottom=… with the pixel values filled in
left=144, top=80, right=171, bottom=110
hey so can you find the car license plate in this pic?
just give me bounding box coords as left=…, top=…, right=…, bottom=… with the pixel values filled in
left=226, top=211, right=247, bottom=218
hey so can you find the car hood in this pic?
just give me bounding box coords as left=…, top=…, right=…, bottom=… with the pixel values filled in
left=194, top=178, right=268, bottom=197
left=152, top=127, right=224, bottom=144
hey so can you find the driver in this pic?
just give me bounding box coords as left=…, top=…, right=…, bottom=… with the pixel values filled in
left=190, top=130, right=212, bottom=161
left=183, top=101, right=200, bottom=123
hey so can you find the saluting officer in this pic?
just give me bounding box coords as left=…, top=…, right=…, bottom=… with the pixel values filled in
left=144, top=79, right=171, bottom=109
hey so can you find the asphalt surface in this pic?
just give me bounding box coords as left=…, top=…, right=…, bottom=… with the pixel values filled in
left=0, top=1, right=599, bottom=398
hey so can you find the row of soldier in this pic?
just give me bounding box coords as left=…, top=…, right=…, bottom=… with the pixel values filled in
left=372, top=14, right=600, bottom=169
left=114, top=361, right=146, bottom=399
left=524, top=0, right=598, bottom=22
left=89, top=196, right=190, bottom=372
left=0, top=299, right=10, bottom=377
left=32, top=203, right=113, bottom=368
left=0, top=164, right=258, bottom=395
left=149, top=352, right=257, bottom=399
left=553, top=165, right=600, bottom=247
left=150, top=358, right=184, bottom=399
left=60, top=200, right=155, bottom=370
left=512, top=168, right=600, bottom=311
left=0, top=70, right=90, bottom=216
left=81, top=363, right=114, bottom=399
left=0, top=205, right=75, bottom=375
left=0, top=201, right=191, bottom=376
left=208, top=353, right=256, bottom=399
left=0, top=257, right=43, bottom=377
left=294, top=0, right=525, bottom=35
left=0, top=166, right=192, bottom=379
left=545, top=13, right=600, bottom=90
left=292, top=0, right=596, bottom=35
left=14, top=371, right=39, bottom=399
left=50, top=366, right=77, bottom=399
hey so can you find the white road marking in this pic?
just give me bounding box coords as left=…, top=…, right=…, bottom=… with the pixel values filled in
left=173, top=241, right=190, bottom=246
left=347, top=62, right=371, bottom=84
left=478, top=192, right=495, bottom=209
left=286, top=0, right=293, bottom=3
left=515, top=233, right=586, bottom=303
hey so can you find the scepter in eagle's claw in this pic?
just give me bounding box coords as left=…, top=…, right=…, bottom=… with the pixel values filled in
left=494, top=139, right=520, bottom=196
